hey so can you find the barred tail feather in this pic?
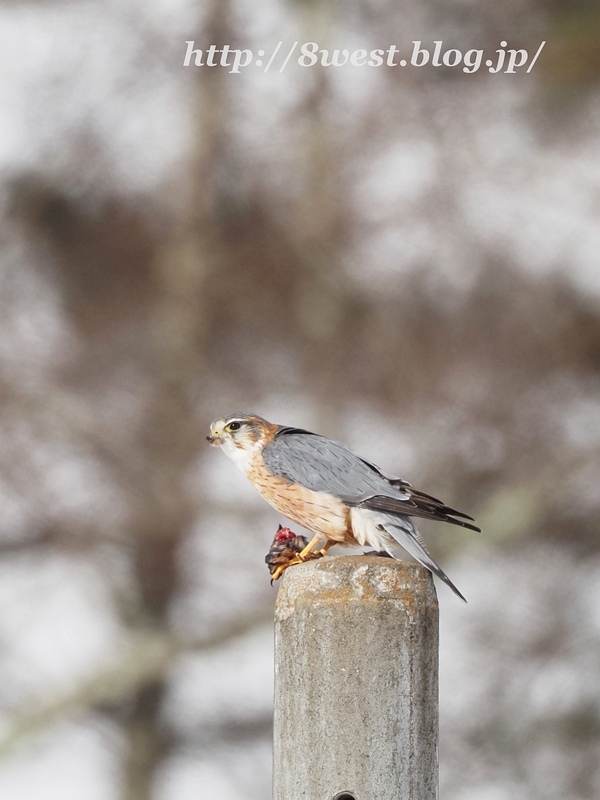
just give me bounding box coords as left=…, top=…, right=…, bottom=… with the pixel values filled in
left=385, top=519, right=467, bottom=603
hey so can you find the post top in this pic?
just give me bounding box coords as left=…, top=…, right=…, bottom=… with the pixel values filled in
left=275, top=555, right=438, bottom=620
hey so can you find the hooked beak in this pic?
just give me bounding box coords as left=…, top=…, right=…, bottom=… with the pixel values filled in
left=206, top=434, right=223, bottom=446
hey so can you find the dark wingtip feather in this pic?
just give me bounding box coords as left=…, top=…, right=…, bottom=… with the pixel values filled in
left=359, top=494, right=481, bottom=533
left=408, top=488, right=477, bottom=522
left=451, top=518, right=481, bottom=533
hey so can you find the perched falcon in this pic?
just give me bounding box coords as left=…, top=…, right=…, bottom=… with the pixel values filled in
left=207, top=413, right=480, bottom=601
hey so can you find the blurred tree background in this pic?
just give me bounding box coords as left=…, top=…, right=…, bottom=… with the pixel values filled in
left=0, top=0, right=599, bottom=798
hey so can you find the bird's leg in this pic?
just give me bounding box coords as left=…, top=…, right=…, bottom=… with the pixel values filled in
left=297, top=534, right=325, bottom=561
left=316, top=540, right=335, bottom=557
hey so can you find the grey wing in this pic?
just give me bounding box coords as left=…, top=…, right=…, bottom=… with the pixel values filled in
left=262, top=431, right=409, bottom=503
left=263, top=429, right=481, bottom=532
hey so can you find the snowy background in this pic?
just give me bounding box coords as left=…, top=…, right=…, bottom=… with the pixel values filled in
left=0, top=0, right=599, bottom=798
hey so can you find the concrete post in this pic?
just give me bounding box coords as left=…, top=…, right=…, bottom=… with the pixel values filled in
left=273, top=555, right=439, bottom=800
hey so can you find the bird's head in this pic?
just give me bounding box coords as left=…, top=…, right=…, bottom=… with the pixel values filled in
left=207, top=413, right=277, bottom=469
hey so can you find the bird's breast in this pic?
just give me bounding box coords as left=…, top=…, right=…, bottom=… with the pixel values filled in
left=247, top=452, right=353, bottom=542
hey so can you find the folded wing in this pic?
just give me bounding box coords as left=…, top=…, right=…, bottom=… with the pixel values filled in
left=263, top=428, right=480, bottom=532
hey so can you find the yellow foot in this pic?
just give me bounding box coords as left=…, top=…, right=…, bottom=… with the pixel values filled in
left=271, top=556, right=302, bottom=582
left=270, top=550, right=325, bottom=582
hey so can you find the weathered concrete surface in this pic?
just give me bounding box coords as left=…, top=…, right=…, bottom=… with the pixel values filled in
left=273, top=556, right=438, bottom=800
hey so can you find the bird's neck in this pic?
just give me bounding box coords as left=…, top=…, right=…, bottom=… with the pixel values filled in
left=221, top=438, right=264, bottom=474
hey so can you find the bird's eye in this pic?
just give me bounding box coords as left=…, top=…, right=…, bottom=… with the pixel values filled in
left=227, top=421, right=242, bottom=432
